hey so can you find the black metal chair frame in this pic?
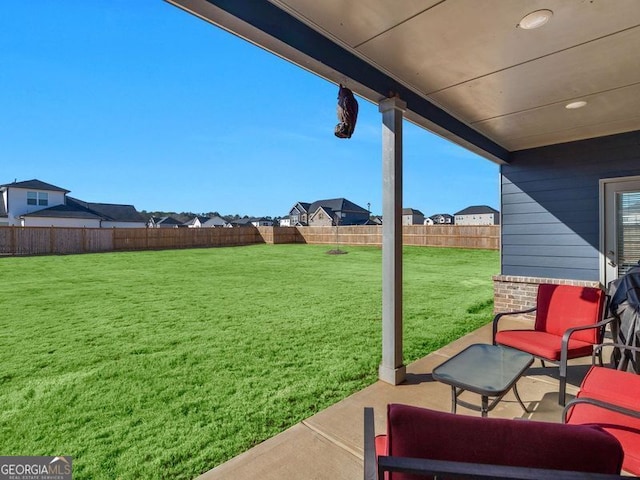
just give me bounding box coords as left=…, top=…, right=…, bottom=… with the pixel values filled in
left=492, top=295, right=614, bottom=406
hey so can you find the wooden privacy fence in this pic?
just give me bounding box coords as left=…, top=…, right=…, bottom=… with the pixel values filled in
left=0, top=226, right=262, bottom=256
left=293, top=225, right=499, bottom=250
left=0, top=226, right=114, bottom=255
left=0, top=225, right=499, bottom=256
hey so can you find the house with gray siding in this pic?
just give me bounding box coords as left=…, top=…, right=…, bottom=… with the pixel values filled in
left=288, top=202, right=311, bottom=226
left=501, top=133, right=639, bottom=284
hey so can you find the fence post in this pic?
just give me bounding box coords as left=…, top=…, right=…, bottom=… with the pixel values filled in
left=11, top=225, right=16, bottom=255
left=50, top=226, right=55, bottom=254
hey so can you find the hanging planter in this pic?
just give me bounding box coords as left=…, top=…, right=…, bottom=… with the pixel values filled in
left=334, top=84, right=358, bottom=139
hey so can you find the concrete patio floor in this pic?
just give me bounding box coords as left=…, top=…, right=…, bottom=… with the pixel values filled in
left=196, top=318, right=596, bottom=479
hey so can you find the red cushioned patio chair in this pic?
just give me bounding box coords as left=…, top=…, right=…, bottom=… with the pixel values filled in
left=564, top=343, right=640, bottom=476
left=492, top=283, right=611, bottom=405
left=364, top=403, right=627, bottom=480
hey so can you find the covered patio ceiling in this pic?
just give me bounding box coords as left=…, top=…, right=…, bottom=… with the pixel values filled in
left=167, top=0, right=640, bottom=164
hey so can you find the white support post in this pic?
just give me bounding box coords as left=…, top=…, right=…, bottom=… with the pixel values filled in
left=378, top=96, right=406, bottom=385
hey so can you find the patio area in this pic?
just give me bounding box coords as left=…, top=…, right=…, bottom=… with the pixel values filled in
left=196, top=315, right=593, bottom=479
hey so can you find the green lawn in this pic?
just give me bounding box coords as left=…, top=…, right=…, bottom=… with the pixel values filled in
left=0, top=244, right=498, bottom=479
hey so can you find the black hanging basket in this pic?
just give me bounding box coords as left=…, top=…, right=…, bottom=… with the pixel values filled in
left=334, top=85, right=359, bottom=139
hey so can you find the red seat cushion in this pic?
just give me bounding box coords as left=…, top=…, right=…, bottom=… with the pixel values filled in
left=580, top=366, right=640, bottom=409
left=566, top=392, right=640, bottom=475
left=495, top=329, right=594, bottom=361
left=384, top=403, right=622, bottom=480
left=534, top=284, right=605, bottom=343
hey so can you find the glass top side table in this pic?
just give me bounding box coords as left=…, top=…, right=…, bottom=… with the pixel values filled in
left=432, top=343, right=534, bottom=417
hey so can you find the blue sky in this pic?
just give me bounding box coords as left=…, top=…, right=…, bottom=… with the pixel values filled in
left=1, top=1, right=499, bottom=218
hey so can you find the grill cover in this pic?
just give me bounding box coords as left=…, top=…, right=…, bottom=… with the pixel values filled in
left=608, top=265, right=640, bottom=371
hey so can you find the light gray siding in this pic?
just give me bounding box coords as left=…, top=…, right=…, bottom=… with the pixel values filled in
left=501, top=130, right=640, bottom=281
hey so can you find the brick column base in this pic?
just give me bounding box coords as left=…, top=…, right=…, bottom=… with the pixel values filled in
left=492, top=275, right=602, bottom=315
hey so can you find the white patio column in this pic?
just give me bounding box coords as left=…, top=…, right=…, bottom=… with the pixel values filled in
left=378, top=96, right=406, bottom=385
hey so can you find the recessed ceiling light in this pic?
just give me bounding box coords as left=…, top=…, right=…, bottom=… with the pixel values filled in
left=518, top=9, right=553, bottom=29
left=566, top=101, right=587, bottom=109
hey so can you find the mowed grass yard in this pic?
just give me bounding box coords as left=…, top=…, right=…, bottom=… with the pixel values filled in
left=0, top=244, right=498, bottom=479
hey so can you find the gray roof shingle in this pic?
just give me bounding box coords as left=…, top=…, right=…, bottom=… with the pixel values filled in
left=67, top=197, right=145, bottom=222
left=308, top=198, right=368, bottom=214
left=403, top=208, right=424, bottom=215
left=21, top=197, right=145, bottom=223
left=0, top=179, right=69, bottom=193
left=454, top=205, right=499, bottom=216
left=21, top=204, right=103, bottom=220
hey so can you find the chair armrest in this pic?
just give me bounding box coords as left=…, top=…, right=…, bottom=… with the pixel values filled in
left=561, top=316, right=616, bottom=344
left=563, top=396, right=640, bottom=423
left=377, top=454, right=633, bottom=479
left=363, top=407, right=377, bottom=480
left=492, top=307, right=536, bottom=344
left=560, top=316, right=617, bottom=368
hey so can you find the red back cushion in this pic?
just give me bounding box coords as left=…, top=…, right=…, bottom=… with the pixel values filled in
left=534, top=284, right=605, bottom=343
left=385, top=403, right=622, bottom=480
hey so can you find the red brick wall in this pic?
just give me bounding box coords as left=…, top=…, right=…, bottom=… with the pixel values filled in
left=493, top=275, right=602, bottom=315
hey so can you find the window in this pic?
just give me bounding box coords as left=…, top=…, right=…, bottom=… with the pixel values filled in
left=27, top=191, right=48, bottom=206
left=617, top=191, right=640, bottom=276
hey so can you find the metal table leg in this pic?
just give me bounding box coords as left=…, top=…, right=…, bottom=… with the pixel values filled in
left=513, top=382, right=529, bottom=413
left=450, top=386, right=457, bottom=414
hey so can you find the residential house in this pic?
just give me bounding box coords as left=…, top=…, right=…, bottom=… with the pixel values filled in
left=226, top=217, right=273, bottom=228
left=402, top=208, right=424, bottom=225
left=308, top=205, right=335, bottom=227
left=184, top=216, right=209, bottom=228
left=288, top=202, right=311, bottom=226
left=290, top=198, right=370, bottom=227
left=0, top=179, right=145, bottom=228
left=148, top=216, right=182, bottom=228
left=454, top=205, right=500, bottom=225
left=184, top=215, right=228, bottom=228
left=252, top=218, right=274, bottom=227
left=279, top=217, right=291, bottom=227
left=428, top=214, right=454, bottom=225
left=203, top=215, right=228, bottom=227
